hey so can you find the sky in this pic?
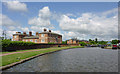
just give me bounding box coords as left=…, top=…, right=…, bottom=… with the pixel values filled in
left=0, top=1, right=118, bottom=41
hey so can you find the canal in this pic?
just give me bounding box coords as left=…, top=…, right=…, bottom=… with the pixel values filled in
left=3, top=47, right=118, bottom=72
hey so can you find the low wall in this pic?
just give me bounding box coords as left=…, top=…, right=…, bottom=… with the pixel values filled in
left=2, top=44, right=79, bottom=52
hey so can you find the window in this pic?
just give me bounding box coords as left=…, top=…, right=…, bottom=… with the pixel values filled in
left=41, top=39, right=45, bottom=42
left=35, top=39, right=37, bottom=43
left=30, top=40, right=33, bottom=42
left=41, top=34, right=44, bottom=37
left=15, top=36, right=17, bottom=38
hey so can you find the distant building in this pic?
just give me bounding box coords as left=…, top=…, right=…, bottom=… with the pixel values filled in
left=79, top=40, right=89, bottom=43
left=67, top=38, right=89, bottom=44
left=67, top=38, right=80, bottom=44
left=13, top=29, right=62, bottom=44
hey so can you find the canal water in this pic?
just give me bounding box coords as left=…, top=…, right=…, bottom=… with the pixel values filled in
left=3, top=47, right=118, bottom=72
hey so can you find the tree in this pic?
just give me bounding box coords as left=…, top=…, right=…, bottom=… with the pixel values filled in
left=89, top=39, right=92, bottom=42
left=112, top=40, right=118, bottom=44
left=98, top=41, right=107, bottom=45
left=62, top=41, right=67, bottom=44
left=0, top=37, right=4, bottom=40
left=90, top=41, right=96, bottom=44
left=95, top=38, right=98, bottom=43
left=79, top=42, right=87, bottom=46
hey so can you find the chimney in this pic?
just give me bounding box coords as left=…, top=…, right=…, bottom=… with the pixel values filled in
left=36, top=32, right=39, bottom=36
left=16, top=32, right=21, bottom=34
left=49, top=30, right=51, bottom=32
left=44, top=28, right=47, bottom=32
left=23, top=32, right=26, bottom=35
left=29, top=31, right=32, bottom=36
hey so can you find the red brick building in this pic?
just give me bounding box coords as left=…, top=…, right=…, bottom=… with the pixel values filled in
left=67, top=38, right=89, bottom=44
left=13, top=29, right=62, bottom=44
left=67, top=38, right=80, bottom=44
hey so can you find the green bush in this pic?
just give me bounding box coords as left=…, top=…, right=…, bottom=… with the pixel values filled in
left=48, top=42, right=55, bottom=44
left=112, top=39, right=118, bottom=44
left=79, top=42, right=87, bottom=46
left=2, top=39, right=35, bottom=48
left=98, top=41, right=107, bottom=45
left=62, top=41, right=67, bottom=44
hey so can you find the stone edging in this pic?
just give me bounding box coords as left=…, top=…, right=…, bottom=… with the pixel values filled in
left=0, top=47, right=75, bottom=70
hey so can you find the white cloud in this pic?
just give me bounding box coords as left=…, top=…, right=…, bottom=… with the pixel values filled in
left=1, top=5, right=118, bottom=41
left=30, top=26, right=45, bottom=32
left=0, top=14, right=16, bottom=26
left=28, top=6, right=53, bottom=28
left=1, top=14, right=29, bottom=38
left=59, top=8, right=118, bottom=40
left=20, top=27, right=29, bottom=32
left=38, top=6, right=51, bottom=19
left=66, top=13, right=76, bottom=17
left=7, top=31, right=17, bottom=38
left=4, top=1, right=27, bottom=12
left=0, top=26, right=2, bottom=37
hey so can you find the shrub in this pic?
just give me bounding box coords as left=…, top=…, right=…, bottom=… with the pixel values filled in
left=62, top=41, right=67, bottom=44
left=48, top=42, right=55, bottom=44
left=79, top=42, right=87, bottom=46
left=2, top=39, right=35, bottom=48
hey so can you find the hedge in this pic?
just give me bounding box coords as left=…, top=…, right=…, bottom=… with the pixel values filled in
left=2, top=39, right=35, bottom=48
left=48, top=42, right=55, bottom=44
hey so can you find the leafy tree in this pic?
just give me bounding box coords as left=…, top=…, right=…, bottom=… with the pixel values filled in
left=62, top=41, right=67, bottom=44
left=79, top=42, right=87, bottom=46
left=112, top=40, right=118, bottom=44
left=90, top=41, right=96, bottom=44
left=89, top=39, right=92, bottom=42
left=88, top=39, right=98, bottom=45
left=95, top=38, right=98, bottom=43
left=98, top=41, right=107, bottom=45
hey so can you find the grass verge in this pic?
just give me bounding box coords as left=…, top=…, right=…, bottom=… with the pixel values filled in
left=1, top=46, right=62, bottom=54
left=104, top=46, right=112, bottom=49
left=1, top=46, right=83, bottom=67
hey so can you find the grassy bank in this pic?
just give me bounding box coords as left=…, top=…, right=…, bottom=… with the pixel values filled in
left=104, top=46, right=112, bottom=49
left=1, top=46, right=83, bottom=67
left=1, top=46, right=66, bottom=54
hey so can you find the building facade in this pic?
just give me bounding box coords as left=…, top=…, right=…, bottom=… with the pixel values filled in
left=67, top=38, right=89, bottom=44
left=13, top=29, right=62, bottom=44
left=67, top=38, right=80, bottom=44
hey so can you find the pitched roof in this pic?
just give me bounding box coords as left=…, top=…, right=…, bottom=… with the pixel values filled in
left=23, top=36, right=39, bottom=39
left=67, top=39, right=88, bottom=42
left=71, top=39, right=79, bottom=41
left=66, top=38, right=79, bottom=41
left=13, top=33, right=24, bottom=35
left=13, top=33, right=30, bottom=36
left=39, top=32, right=62, bottom=36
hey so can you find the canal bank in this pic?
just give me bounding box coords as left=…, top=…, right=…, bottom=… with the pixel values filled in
left=3, top=47, right=118, bottom=72
left=1, top=46, right=84, bottom=70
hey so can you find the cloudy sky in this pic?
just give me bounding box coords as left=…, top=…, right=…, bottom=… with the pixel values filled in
left=1, top=2, right=118, bottom=41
